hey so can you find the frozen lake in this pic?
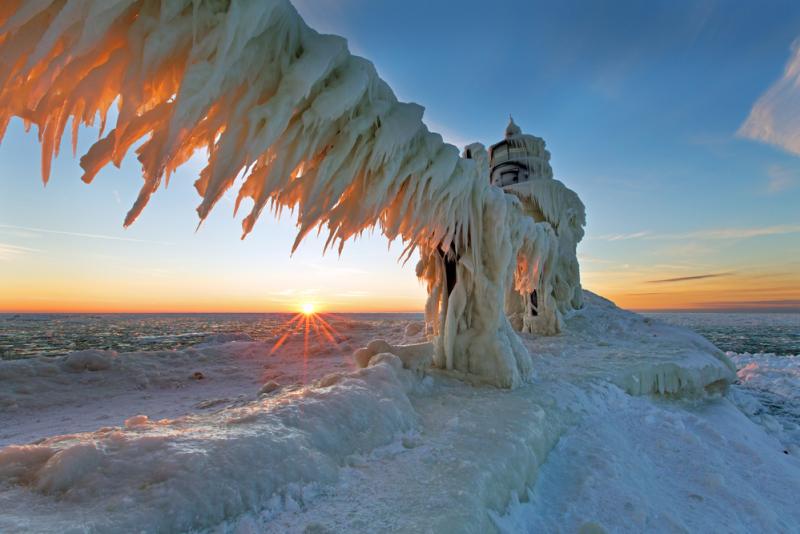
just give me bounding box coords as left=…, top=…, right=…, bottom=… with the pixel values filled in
left=1, top=310, right=796, bottom=360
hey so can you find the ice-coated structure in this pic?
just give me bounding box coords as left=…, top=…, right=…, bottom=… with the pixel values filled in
left=418, top=120, right=585, bottom=385
left=489, top=118, right=585, bottom=335
left=0, top=0, right=583, bottom=388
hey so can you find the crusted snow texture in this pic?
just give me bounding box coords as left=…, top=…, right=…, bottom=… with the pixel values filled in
left=353, top=339, right=433, bottom=375
left=0, top=293, right=753, bottom=533
left=0, top=0, right=584, bottom=387
left=0, top=361, right=418, bottom=533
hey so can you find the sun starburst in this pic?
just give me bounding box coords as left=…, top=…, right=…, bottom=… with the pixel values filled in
left=267, top=305, right=345, bottom=384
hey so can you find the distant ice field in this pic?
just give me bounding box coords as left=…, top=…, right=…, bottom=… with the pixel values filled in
left=2, top=312, right=796, bottom=444
left=1, top=310, right=795, bottom=360
left=642, top=312, right=799, bottom=448
left=644, top=312, right=798, bottom=356
left=0, top=312, right=424, bottom=360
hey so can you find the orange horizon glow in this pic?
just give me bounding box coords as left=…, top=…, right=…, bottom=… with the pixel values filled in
left=586, top=267, right=800, bottom=312
left=0, top=301, right=428, bottom=314
left=1, top=254, right=798, bottom=314
left=1, top=284, right=798, bottom=314
left=0, top=294, right=426, bottom=314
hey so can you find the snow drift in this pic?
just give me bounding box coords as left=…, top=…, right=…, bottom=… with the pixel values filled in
left=0, top=293, right=756, bottom=533
left=0, top=360, right=419, bottom=532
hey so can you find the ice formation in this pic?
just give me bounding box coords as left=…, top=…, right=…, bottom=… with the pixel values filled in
left=0, top=0, right=585, bottom=387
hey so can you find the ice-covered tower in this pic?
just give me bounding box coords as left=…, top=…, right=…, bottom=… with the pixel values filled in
left=485, top=117, right=586, bottom=336
left=488, top=117, right=553, bottom=187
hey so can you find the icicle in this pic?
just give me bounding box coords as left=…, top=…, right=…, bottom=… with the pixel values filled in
left=0, top=0, right=586, bottom=388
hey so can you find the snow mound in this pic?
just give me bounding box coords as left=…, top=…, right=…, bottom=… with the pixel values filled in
left=61, top=349, right=115, bottom=372
left=0, top=323, right=373, bottom=444
left=527, top=292, right=737, bottom=397
left=492, top=384, right=800, bottom=533
left=403, top=321, right=425, bottom=339
left=0, top=362, right=417, bottom=533
left=0, top=341, right=267, bottom=415
left=727, top=352, right=800, bottom=452
left=353, top=339, right=433, bottom=375
left=1, top=293, right=789, bottom=533
left=730, top=352, right=800, bottom=401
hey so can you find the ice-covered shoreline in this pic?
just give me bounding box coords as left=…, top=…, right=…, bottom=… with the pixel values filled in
left=1, top=292, right=798, bottom=533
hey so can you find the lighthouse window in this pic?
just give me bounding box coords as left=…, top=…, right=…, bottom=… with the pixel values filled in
left=501, top=171, right=517, bottom=185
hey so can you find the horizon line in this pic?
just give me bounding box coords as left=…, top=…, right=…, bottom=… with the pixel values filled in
left=631, top=307, right=800, bottom=314
left=1, top=307, right=798, bottom=315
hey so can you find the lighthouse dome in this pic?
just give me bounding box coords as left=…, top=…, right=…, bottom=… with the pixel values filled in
left=489, top=117, right=553, bottom=187
left=505, top=117, right=522, bottom=137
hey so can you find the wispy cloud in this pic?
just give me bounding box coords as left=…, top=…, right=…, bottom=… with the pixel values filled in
left=647, top=272, right=734, bottom=284
left=594, top=231, right=651, bottom=241
left=0, top=227, right=40, bottom=239
left=766, top=164, right=799, bottom=194
left=270, top=288, right=296, bottom=296
left=302, top=262, right=368, bottom=275
left=577, top=255, right=616, bottom=265
left=665, top=225, right=800, bottom=240
left=592, top=224, right=800, bottom=241
left=738, top=38, right=800, bottom=155
left=335, top=290, right=372, bottom=298
left=0, top=223, right=171, bottom=245
left=0, top=242, right=39, bottom=260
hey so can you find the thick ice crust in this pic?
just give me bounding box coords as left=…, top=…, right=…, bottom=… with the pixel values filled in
left=529, top=292, right=737, bottom=397
left=0, top=295, right=785, bottom=533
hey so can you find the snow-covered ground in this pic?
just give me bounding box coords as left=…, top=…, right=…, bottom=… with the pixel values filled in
left=0, top=292, right=798, bottom=533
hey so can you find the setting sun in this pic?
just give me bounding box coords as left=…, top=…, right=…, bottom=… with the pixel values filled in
left=301, top=302, right=315, bottom=315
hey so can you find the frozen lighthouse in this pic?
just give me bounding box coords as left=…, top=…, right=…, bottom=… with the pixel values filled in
left=490, top=118, right=586, bottom=337
left=408, top=118, right=589, bottom=385
left=484, top=118, right=582, bottom=335
left=489, top=118, right=555, bottom=323
left=0, top=0, right=586, bottom=387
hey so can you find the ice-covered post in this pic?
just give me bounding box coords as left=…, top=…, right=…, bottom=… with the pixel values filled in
left=415, top=144, right=546, bottom=387
left=0, top=1, right=585, bottom=389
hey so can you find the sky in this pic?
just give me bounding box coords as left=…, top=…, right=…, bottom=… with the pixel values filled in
left=1, top=0, right=800, bottom=313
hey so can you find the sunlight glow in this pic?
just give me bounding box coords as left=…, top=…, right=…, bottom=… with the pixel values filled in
left=266, top=310, right=347, bottom=384
left=302, top=302, right=315, bottom=315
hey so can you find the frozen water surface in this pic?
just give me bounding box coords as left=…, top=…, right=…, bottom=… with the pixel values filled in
left=1, top=292, right=797, bottom=533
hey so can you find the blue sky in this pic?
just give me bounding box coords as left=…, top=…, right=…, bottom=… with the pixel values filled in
left=1, top=0, right=799, bottom=312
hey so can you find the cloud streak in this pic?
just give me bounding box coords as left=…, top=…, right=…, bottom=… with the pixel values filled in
left=647, top=272, right=734, bottom=284
left=0, top=242, right=39, bottom=260
left=0, top=224, right=171, bottom=245
left=597, top=231, right=651, bottom=241
left=766, top=164, right=799, bottom=194
left=738, top=38, right=800, bottom=155
left=592, top=224, right=800, bottom=241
